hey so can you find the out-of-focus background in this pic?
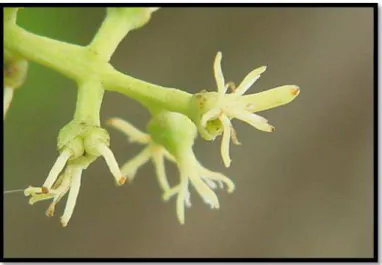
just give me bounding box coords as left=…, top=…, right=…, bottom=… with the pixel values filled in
left=4, top=7, right=374, bottom=258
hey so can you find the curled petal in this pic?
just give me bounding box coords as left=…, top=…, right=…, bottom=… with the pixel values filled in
left=214, top=52, right=226, bottom=94
left=201, top=107, right=221, bottom=128
left=24, top=186, right=45, bottom=196
left=97, top=143, right=125, bottom=185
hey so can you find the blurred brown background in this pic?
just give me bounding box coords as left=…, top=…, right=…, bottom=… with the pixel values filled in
left=4, top=7, right=374, bottom=258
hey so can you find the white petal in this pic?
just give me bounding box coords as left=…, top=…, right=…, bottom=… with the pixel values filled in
left=121, top=146, right=152, bottom=181
left=107, top=118, right=150, bottom=144
left=176, top=177, right=188, bottom=225
left=28, top=193, right=55, bottom=205
left=43, top=149, right=72, bottom=190
left=60, top=167, right=83, bottom=227
left=234, top=66, right=267, bottom=96
left=213, top=52, right=226, bottom=94
left=201, top=168, right=235, bottom=193
left=97, top=143, right=126, bottom=185
left=240, top=85, right=300, bottom=113
left=162, top=185, right=180, bottom=201
left=234, top=110, right=274, bottom=132
left=219, top=115, right=232, bottom=168
left=46, top=175, right=72, bottom=217
left=24, top=186, right=45, bottom=196
left=202, top=177, right=218, bottom=190
left=184, top=188, right=192, bottom=208
left=152, top=152, right=170, bottom=192
left=189, top=173, right=219, bottom=209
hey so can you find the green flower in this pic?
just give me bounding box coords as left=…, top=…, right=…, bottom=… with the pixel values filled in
left=191, top=52, right=300, bottom=167
left=23, top=123, right=125, bottom=227
left=109, top=113, right=234, bottom=224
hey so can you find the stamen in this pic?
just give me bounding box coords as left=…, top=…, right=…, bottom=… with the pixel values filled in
left=60, top=167, right=83, bottom=227
left=234, top=66, right=267, bottom=96
left=214, top=52, right=226, bottom=94
left=43, top=149, right=72, bottom=190
left=219, top=115, right=232, bottom=167
left=120, top=146, right=152, bottom=181
left=4, top=87, right=14, bottom=119
left=107, top=118, right=150, bottom=144
left=97, top=143, right=125, bottom=185
left=152, top=152, right=170, bottom=192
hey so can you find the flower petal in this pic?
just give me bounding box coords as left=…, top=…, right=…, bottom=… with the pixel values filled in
left=176, top=177, right=189, bottom=225
left=241, top=85, right=300, bottom=113
left=107, top=117, right=150, bottom=144
left=219, top=115, right=232, bottom=168
left=213, top=52, right=226, bottom=94
left=233, top=110, right=275, bottom=132
left=152, top=152, right=170, bottom=192
left=120, top=146, right=152, bottom=181
left=234, top=66, right=267, bottom=96
left=43, top=149, right=72, bottom=190
left=60, top=166, right=83, bottom=227
left=97, top=143, right=125, bottom=185
left=189, top=173, right=220, bottom=209
left=200, top=168, right=235, bottom=193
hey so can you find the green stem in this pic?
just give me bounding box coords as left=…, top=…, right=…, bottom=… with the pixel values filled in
left=88, top=9, right=132, bottom=62
left=4, top=8, right=19, bottom=25
left=73, top=79, right=104, bottom=126
left=4, top=14, right=194, bottom=118
left=102, top=66, right=192, bottom=116
left=5, top=25, right=87, bottom=81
